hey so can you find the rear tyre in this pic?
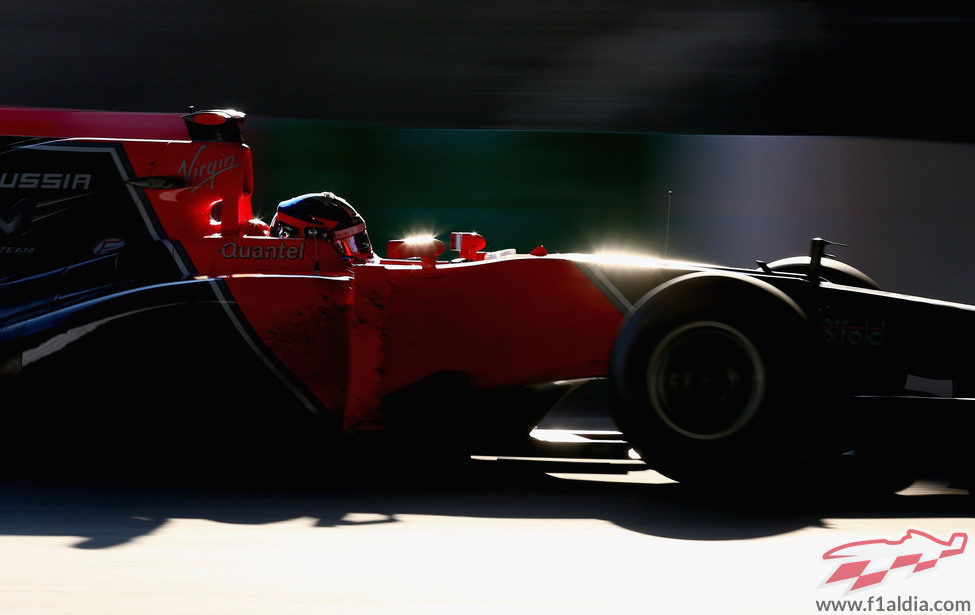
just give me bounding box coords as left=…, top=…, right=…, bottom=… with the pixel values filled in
left=610, top=273, right=815, bottom=486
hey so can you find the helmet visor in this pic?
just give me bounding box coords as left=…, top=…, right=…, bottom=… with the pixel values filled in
left=333, top=222, right=373, bottom=260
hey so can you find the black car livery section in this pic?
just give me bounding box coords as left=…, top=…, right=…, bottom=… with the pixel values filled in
left=0, top=140, right=172, bottom=279
left=0, top=121, right=328, bottom=466
left=0, top=137, right=202, bottom=326
left=1, top=278, right=335, bottom=468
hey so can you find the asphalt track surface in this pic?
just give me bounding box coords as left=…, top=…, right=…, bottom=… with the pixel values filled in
left=2, top=464, right=972, bottom=614
left=2, top=402, right=974, bottom=614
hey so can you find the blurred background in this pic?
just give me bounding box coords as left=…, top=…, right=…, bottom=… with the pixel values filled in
left=2, top=1, right=974, bottom=301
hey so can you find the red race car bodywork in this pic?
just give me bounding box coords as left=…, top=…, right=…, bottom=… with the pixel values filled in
left=0, top=108, right=630, bottom=450
left=4, top=107, right=974, bottom=481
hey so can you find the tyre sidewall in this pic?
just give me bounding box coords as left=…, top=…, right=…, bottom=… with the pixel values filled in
left=610, top=275, right=813, bottom=481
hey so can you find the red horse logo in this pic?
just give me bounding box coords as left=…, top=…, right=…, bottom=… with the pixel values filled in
left=823, top=530, right=967, bottom=591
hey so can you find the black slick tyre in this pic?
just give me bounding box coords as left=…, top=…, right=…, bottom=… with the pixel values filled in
left=609, top=272, right=814, bottom=486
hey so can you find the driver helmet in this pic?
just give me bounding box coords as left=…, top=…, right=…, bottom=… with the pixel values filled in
left=269, top=192, right=374, bottom=263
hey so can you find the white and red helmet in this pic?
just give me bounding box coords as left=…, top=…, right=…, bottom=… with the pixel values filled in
left=269, top=192, right=374, bottom=263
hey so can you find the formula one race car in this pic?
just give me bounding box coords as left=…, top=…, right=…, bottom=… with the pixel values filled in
left=1, top=107, right=972, bottom=483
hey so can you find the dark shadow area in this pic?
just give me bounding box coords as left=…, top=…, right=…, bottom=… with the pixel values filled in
left=1, top=456, right=971, bottom=550
left=1, top=2, right=973, bottom=140
left=2, top=383, right=973, bottom=550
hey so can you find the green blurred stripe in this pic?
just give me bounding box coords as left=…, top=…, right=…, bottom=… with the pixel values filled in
left=248, top=118, right=673, bottom=255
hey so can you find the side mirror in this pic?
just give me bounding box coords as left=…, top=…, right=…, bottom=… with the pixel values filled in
left=808, top=237, right=848, bottom=285
left=449, top=232, right=487, bottom=261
